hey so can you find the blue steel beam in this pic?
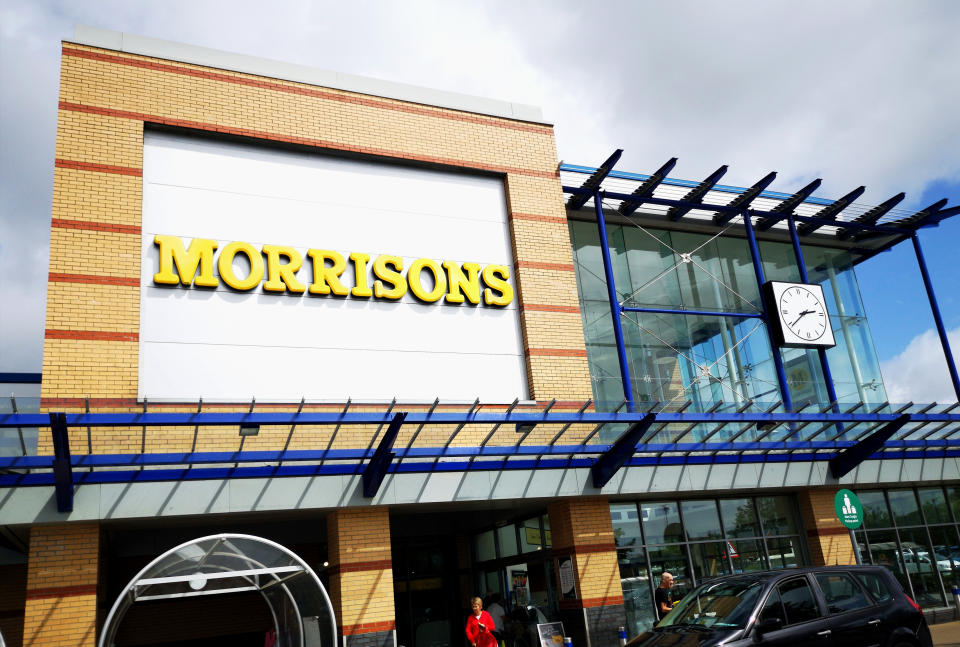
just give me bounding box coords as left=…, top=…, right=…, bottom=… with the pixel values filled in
left=49, top=412, right=74, bottom=512
left=590, top=413, right=656, bottom=488
left=667, top=165, right=728, bottom=221
left=836, top=192, right=905, bottom=240
left=0, top=372, right=42, bottom=384
left=828, top=414, right=911, bottom=479
left=5, top=409, right=960, bottom=428
left=594, top=190, right=635, bottom=411
left=914, top=204, right=960, bottom=229
left=618, top=157, right=678, bottom=216
left=912, top=234, right=960, bottom=401
left=362, top=411, right=406, bottom=498
left=755, top=179, right=822, bottom=231
left=566, top=149, right=623, bottom=211
left=714, top=172, right=777, bottom=226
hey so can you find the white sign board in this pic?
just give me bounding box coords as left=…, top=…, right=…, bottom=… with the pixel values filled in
left=139, top=131, right=527, bottom=401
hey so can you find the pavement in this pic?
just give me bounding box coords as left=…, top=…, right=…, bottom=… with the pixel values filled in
left=932, top=620, right=960, bottom=646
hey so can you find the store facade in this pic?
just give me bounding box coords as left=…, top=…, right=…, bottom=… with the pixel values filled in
left=1, top=25, right=960, bottom=647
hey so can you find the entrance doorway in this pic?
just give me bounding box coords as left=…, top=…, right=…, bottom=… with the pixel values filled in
left=99, top=534, right=336, bottom=647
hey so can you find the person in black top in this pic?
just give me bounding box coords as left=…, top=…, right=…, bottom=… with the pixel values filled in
left=654, top=572, right=674, bottom=621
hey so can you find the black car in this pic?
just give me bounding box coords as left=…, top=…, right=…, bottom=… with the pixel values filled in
left=627, top=566, right=932, bottom=647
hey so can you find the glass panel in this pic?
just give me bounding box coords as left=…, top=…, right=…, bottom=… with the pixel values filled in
left=541, top=515, right=552, bottom=548
left=855, top=531, right=870, bottom=563
left=617, top=549, right=655, bottom=637
left=475, top=531, right=496, bottom=562
left=766, top=537, right=801, bottom=569
left=759, top=588, right=785, bottom=625
left=641, top=502, right=683, bottom=544
left=948, top=488, right=960, bottom=523
left=779, top=577, right=821, bottom=625
left=899, top=526, right=945, bottom=608
left=858, top=491, right=891, bottom=528
left=689, top=542, right=731, bottom=580
left=889, top=489, right=922, bottom=526
left=611, top=503, right=643, bottom=548
left=758, top=496, right=798, bottom=536
left=519, top=518, right=543, bottom=554
left=719, top=499, right=760, bottom=538
left=681, top=501, right=722, bottom=540
left=919, top=488, right=951, bottom=525
left=814, top=573, right=872, bottom=614
left=647, top=545, right=691, bottom=602
left=498, top=525, right=518, bottom=558
left=728, top=539, right=767, bottom=573
left=928, top=525, right=960, bottom=592
left=864, top=529, right=911, bottom=594
left=484, top=570, right=501, bottom=597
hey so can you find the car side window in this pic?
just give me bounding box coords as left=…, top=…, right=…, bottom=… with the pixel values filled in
left=815, top=573, right=872, bottom=613
left=759, top=588, right=786, bottom=625
left=855, top=572, right=894, bottom=603
left=779, top=577, right=821, bottom=625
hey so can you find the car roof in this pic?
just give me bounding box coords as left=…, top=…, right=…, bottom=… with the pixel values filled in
left=699, top=565, right=886, bottom=585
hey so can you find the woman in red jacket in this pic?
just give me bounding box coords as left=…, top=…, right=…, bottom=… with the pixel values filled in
left=465, top=597, right=498, bottom=647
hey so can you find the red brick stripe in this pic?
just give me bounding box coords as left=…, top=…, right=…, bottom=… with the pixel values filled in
left=51, top=218, right=141, bottom=235
left=58, top=102, right=554, bottom=180
left=328, top=559, right=393, bottom=575
left=515, top=261, right=575, bottom=272
left=45, top=329, right=139, bottom=342
left=526, top=348, right=588, bottom=358
left=41, top=397, right=139, bottom=408
left=340, top=621, right=396, bottom=635
left=552, top=542, right=617, bottom=557
left=560, top=595, right=624, bottom=610
left=49, top=273, right=140, bottom=287
left=520, top=304, right=580, bottom=314
left=62, top=46, right=554, bottom=135
left=26, top=584, right=97, bottom=600
left=55, top=158, right=142, bottom=177
left=510, top=212, right=568, bottom=225
left=807, top=526, right=850, bottom=537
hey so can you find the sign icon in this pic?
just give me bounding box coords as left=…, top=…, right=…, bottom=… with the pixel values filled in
left=834, top=489, right=863, bottom=529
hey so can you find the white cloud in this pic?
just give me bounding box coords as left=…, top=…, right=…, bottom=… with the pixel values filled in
left=879, top=327, right=960, bottom=403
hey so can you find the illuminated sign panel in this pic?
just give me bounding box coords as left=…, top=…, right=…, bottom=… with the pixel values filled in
left=139, top=132, right=527, bottom=401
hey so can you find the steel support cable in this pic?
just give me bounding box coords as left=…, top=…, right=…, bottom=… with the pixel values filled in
left=398, top=397, right=440, bottom=465
left=516, top=398, right=556, bottom=447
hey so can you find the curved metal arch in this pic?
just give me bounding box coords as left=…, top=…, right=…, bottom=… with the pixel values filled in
left=98, top=533, right=336, bottom=647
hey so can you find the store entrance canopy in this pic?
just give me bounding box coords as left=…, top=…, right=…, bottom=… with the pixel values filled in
left=99, top=534, right=336, bottom=647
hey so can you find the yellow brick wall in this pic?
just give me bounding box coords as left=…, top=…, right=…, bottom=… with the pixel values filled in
left=328, top=508, right=395, bottom=633
left=798, top=488, right=856, bottom=566
left=23, top=523, right=100, bottom=647
left=548, top=497, right=622, bottom=604
left=41, top=39, right=593, bottom=454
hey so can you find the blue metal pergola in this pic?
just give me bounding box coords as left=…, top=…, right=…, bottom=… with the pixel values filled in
left=2, top=153, right=959, bottom=513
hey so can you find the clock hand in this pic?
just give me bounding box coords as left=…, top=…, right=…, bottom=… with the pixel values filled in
left=790, top=310, right=815, bottom=326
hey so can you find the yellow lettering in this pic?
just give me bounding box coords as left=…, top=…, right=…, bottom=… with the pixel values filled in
left=350, top=252, right=373, bottom=298
left=373, top=255, right=407, bottom=300
left=442, top=261, right=482, bottom=304
left=408, top=258, right=447, bottom=302
left=262, top=245, right=306, bottom=293
left=153, top=235, right=218, bottom=287
left=218, top=241, right=264, bottom=291
left=307, top=249, right=349, bottom=296
left=482, top=265, right=513, bottom=306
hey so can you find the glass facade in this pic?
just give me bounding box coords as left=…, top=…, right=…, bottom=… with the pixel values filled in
left=568, top=221, right=888, bottom=421
left=854, top=486, right=960, bottom=609
left=611, top=495, right=805, bottom=637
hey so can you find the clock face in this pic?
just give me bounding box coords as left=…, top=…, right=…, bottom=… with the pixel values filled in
left=778, top=286, right=828, bottom=341
left=764, top=281, right=836, bottom=348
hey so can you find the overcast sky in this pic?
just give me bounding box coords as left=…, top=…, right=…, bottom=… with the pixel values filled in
left=1, top=0, right=958, bottom=401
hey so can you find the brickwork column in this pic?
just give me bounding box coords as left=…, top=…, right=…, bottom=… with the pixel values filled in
left=328, top=508, right=395, bottom=647
left=797, top=488, right=856, bottom=565
left=23, top=522, right=100, bottom=647
left=548, top=497, right=624, bottom=647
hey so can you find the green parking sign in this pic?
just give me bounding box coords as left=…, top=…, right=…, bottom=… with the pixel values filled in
left=835, top=489, right=863, bottom=529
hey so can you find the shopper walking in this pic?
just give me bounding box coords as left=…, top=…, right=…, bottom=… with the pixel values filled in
left=466, top=597, right=498, bottom=647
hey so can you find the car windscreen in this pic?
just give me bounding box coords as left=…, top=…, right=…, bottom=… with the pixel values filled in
left=659, top=579, right=764, bottom=630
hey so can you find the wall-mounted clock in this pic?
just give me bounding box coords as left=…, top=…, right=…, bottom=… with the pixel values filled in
left=763, top=281, right=836, bottom=348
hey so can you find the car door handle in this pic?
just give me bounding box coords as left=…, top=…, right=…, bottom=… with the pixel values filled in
left=817, top=630, right=832, bottom=637
left=867, top=619, right=881, bottom=626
